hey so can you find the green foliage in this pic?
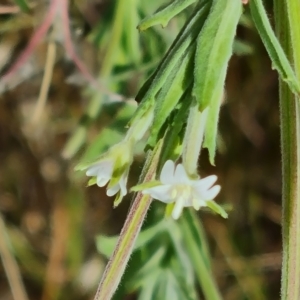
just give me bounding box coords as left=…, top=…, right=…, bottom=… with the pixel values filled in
left=192, top=0, right=242, bottom=164
left=193, top=0, right=242, bottom=110
left=130, top=1, right=210, bottom=125
left=96, top=210, right=214, bottom=300
left=77, top=104, right=136, bottom=166
left=138, top=0, right=197, bottom=30
left=2, top=0, right=296, bottom=299
left=146, top=48, right=194, bottom=148
left=250, top=0, right=300, bottom=95
left=72, top=0, right=300, bottom=299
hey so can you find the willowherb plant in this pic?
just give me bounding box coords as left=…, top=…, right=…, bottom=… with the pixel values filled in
left=74, top=0, right=300, bottom=299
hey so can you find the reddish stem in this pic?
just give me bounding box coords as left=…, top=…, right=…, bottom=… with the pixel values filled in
left=2, top=0, right=60, bottom=81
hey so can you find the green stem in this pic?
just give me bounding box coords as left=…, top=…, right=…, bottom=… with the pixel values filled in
left=93, top=143, right=162, bottom=300
left=274, top=1, right=300, bottom=299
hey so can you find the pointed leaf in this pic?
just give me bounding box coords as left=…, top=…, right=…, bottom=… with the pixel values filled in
left=138, top=0, right=197, bottom=30
left=249, top=0, right=300, bottom=95
left=206, top=200, right=228, bottom=218
left=96, top=220, right=166, bottom=257
left=193, top=0, right=242, bottom=110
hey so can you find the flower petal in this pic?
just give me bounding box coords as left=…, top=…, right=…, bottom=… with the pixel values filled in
left=86, top=165, right=101, bottom=176
left=86, top=160, right=114, bottom=178
left=174, top=164, right=190, bottom=184
left=107, top=184, right=120, bottom=197
left=199, top=185, right=221, bottom=200
left=190, top=197, right=207, bottom=210
left=191, top=197, right=201, bottom=210
left=97, top=176, right=110, bottom=187
left=172, top=196, right=185, bottom=219
left=194, top=175, right=218, bottom=190
left=98, top=161, right=114, bottom=176
left=142, top=185, right=173, bottom=203
left=160, top=160, right=175, bottom=184
left=118, top=174, right=128, bottom=196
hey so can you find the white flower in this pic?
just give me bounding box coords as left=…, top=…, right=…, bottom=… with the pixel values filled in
left=142, top=160, right=222, bottom=219
left=76, top=141, right=134, bottom=206
left=86, top=159, right=128, bottom=198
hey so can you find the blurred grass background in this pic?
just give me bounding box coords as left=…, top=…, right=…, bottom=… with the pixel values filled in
left=0, top=0, right=281, bottom=299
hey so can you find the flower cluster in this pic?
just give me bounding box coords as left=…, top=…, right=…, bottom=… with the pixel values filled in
left=83, top=140, right=134, bottom=205
left=77, top=102, right=226, bottom=218
left=76, top=104, right=154, bottom=206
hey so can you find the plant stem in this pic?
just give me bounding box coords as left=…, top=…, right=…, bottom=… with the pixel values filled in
left=94, top=194, right=152, bottom=300
left=274, top=1, right=300, bottom=299
left=93, top=143, right=162, bottom=300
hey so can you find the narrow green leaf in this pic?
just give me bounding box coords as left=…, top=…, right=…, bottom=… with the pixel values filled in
left=206, top=201, right=228, bottom=219
left=180, top=210, right=222, bottom=300
left=147, top=46, right=195, bottom=148
left=137, top=274, right=160, bottom=300
left=193, top=0, right=242, bottom=110
left=250, top=0, right=300, bottom=95
left=96, top=220, right=165, bottom=258
left=130, top=1, right=210, bottom=125
left=192, top=0, right=241, bottom=164
left=193, top=0, right=242, bottom=111
left=203, top=90, right=224, bottom=165
left=88, top=177, right=97, bottom=186
left=159, top=87, right=193, bottom=167
left=132, top=247, right=166, bottom=285
left=131, top=180, right=161, bottom=192
left=138, top=0, right=197, bottom=30
left=166, top=221, right=195, bottom=293
left=180, top=210, right=211, bottom=269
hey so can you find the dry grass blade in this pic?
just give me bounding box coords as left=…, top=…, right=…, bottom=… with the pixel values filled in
left=0, top=213, right=29, bottom=300
left=32, top=42, right=56, bottom=124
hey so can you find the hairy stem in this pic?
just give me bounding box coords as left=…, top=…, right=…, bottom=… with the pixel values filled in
left=93, top=143, right=162, bottom=300
left=274, top=1, right=300, bottom=299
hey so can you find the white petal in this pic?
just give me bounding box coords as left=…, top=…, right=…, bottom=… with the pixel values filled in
left=191, top=197, right=206, bottom=210
left=118, top=174, right=128, bottom=196
left=197, top=185, right=221, bottom=200
left=107, top=184, right=120, bottom=197
left=97, top=176, right=110, bottom=187
left=98, top=160, right=114, bottom=176
left=174, top=164, right=190, bottom=184
left=86, top=160, right=114, bottom=178
left=142, top=185, right=173, bottom=203
left=194, top=175, right=218, bottom=191
left=191, top=197, right=201, bottom=210
left=160, top=160, right=175, bottom=184
left=172, top=196, right=185, bottom=219
left=86, top=165, right=101, bottom=176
